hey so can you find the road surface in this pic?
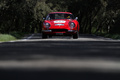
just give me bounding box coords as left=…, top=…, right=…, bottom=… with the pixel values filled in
left=0, top=34, right=120, bottom=80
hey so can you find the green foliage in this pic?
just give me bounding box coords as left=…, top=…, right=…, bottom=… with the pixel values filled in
left=0, top=31, right=26, bottom=42
left=0, top=34, right=16, bottom=42
left=0, top=0, right=120, bottom=35
left=104, top=34, right=120, bottom=39
left=9, top=31, right=25, bottom=39
left=96, top=32, right=120, bottom=39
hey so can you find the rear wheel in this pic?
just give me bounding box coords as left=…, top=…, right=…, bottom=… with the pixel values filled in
left=42, top=33, right=47, bottom=39
left=49, top=35, right=52, bottom=38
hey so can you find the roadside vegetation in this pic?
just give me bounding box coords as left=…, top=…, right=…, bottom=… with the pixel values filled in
left=0, top=34, right=16, bottom=42
left=96, top=33, right=120, bottom=39
left=0, top=0, right=120, bottom=40
left=105, top=34, right=120, bottom=39
left=0, top=32, right=25, bottom=42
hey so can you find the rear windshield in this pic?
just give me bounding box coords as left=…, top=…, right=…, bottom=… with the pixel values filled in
left=46, top=13, right=74, bottom=20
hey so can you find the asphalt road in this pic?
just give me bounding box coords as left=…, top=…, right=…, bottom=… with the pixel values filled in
left=0, top=34, right=120, bottom=80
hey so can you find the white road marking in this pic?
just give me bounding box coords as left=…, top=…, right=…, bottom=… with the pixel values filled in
left=9, top=41, right=15, bottom=42
left=21, top=34, right=34, bottom=41
left=27, top=34, right=35, bottom=39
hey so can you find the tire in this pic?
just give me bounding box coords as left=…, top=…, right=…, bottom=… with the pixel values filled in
left=42, top=33, right=47, bottom=39
left=73, top=32, right=79, bottom=39
left=49, top=35, right=52, bottom=38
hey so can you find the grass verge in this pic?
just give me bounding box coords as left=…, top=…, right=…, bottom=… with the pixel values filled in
left=0, top=32, right=25, bottom=42
left=96, top=33, right=120, bottom=39
left=0, top=34, right=16, bottom=42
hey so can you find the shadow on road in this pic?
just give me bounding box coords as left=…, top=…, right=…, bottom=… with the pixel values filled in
left=0, top=41, right=120, bottom=60
left=0, top=34, right=120, bottom=80
left=0, top=69, right=120, bottom=80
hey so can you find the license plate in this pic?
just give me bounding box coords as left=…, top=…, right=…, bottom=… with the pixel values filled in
left=56, top=33, right=63, bottom=35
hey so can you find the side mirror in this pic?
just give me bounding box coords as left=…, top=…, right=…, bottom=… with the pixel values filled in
left=75, top=17, right=78, bottom=20
left=43, top=18, right=46, bottom=20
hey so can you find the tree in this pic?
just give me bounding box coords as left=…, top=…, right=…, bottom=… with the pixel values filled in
left=0, top=0, right=120, bottom=34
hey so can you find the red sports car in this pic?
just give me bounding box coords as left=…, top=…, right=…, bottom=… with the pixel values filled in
left=42, top=12, right=80, bottom=39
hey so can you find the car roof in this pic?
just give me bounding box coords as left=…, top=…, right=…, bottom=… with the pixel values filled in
left=49, top=12, right=72, bottom=14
